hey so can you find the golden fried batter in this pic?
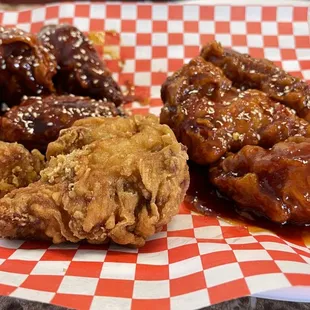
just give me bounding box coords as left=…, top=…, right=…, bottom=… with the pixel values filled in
left=201, top=41, right=310, bottom=121
left=0, top=142, right=45, bottom=198
left=0, top=115, right=189, bottom=247
left=210, top=137, right=310, bottom=225
left=160, top=56, right=310, bottom=165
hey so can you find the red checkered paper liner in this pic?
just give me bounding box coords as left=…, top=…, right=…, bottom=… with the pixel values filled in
left=0, top=3, right=310, bottom=310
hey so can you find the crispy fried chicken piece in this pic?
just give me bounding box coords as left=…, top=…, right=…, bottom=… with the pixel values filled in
left=0, top=94, right=125, bottom=152
left=160, top=56, right=310, bottom=165
left=201, top=41, right=310, bottom=121
left=46, top=112, right=140, bottom=158
left=0, top=115, right=189, bottom=247
left=210, top=137, right=310, bottom=225
left=0, top=26, right=56, bottom=109
left=38, top=25, right=124, bottom=106
left=0, top=142, right=44, bottom=198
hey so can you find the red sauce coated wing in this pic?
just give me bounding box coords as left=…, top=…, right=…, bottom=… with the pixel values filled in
left=160, top=56, right=310, bottom=165
left=201, top=41, right=310, bottom=121
left=0, top=95, right=124, bottom=151
left=0, top=26, right=56, bottom=109
left=38, top=25, right=124, bottom=106
left=210, top=137, right=310, bottom=225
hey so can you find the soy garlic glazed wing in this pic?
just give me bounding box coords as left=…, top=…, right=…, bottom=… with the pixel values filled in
left=0, top=115, right=189, bottom=247
left=210, top=137, right=310, bottom=225
left=0, top=95, right=124, bottom=152
left=0, top=26, right=56, bottom=109
left=160, top=56, right=310, bottom=165
left=201, top=41, right=310, bottom=121
left=38, top=25, right=124, bottom=106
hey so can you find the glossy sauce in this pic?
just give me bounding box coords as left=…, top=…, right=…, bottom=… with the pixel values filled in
left=185, top=162, right=310, bottom=246
left=0, top=26, right=56, bottom=107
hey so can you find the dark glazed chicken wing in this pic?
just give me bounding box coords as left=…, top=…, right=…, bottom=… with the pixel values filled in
left=201, top=41, right=310, bottom=121
left=0, top=142, right=44, bottom=198
left=38, top=25, right=124, bottom=106
left=0, top=115, right=189, bottom=247
left=210, top=137, right=310, bottom=225
left=160, top=56, right=310, bottom=165
left=0, top=26, right=56, bottom=109
left=0, top=95, right=124, bottom=152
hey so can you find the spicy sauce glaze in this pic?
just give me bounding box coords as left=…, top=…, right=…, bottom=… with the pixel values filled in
left=185, top=161, right=310, bottom=247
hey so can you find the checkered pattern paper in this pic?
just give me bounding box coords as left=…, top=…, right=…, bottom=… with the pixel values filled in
left=0, top=3, right=310, bottom=310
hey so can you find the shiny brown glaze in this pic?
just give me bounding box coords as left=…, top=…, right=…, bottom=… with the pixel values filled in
left=185, top=162, right=235, bottom=218
left=210, top=137, right=310, bottom=225
left=0, top=26, right=56, bottom=109
left=187, top=162, right=310, bottom=244
left=160, top=56, right=310, bottom=165
left=0, top=94, right=124, bottom=152
left=38, top=24, right=124, bottom=106
left=201, top=41, right=310, bottom=121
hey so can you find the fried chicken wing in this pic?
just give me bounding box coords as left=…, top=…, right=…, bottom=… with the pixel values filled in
left=160, top=56, right=310, bottom=165
left=0, top=142, right=44, bottom=198
left=201, top=41, right=310, bottom=121
left=210, top=137, right=310, bottom=225
left=0, top=115, right=189, bottom=247
left=0, top=94, right=125, bottom=152
left=0, top=26, right=56, bottom=109
left=46, top=112, right=141, bottom=158
left=38, top=25, right=124, bottom=106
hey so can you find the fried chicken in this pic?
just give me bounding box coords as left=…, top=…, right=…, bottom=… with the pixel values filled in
left=38, top=25, right=124, bottom=106
left=210, top=137, right=310, bottom=225
left=0, top=115, right=189, bottom=247
left=0, top=142, right=45, bottom=198
left=201, top=41, right=310, bottom=121
left=0, top=26, right=56, bottom=109
left=0, top=95, right=125, bottom=152
left=160, top=56, right=310, bottom=165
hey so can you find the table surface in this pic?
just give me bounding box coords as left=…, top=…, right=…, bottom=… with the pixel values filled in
left=1, top=295, right=310, bottom=310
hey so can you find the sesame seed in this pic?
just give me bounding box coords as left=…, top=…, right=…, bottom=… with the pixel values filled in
left=232, top=132, right=240, bottom=141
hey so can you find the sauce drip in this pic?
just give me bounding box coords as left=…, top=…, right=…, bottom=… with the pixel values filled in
left=185, top=162, right=310, bottom=247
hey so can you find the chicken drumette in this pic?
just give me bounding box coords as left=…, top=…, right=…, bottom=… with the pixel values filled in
left=210, top=137, right=310, bottom=225
left=0, top=115, right=189, bottom=247
left=38, top=24, right=124, bottom=106
left=201, top=41, right=310, bottom=121
left=160, top=56, right=310, bottom=165
left=0, top=142, right=44, bottom=198
left=161, top=41, right=310, bottom=225
left=0, top=94, right=125, bottom=152
left=0, top=26, right=56, bottom=110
